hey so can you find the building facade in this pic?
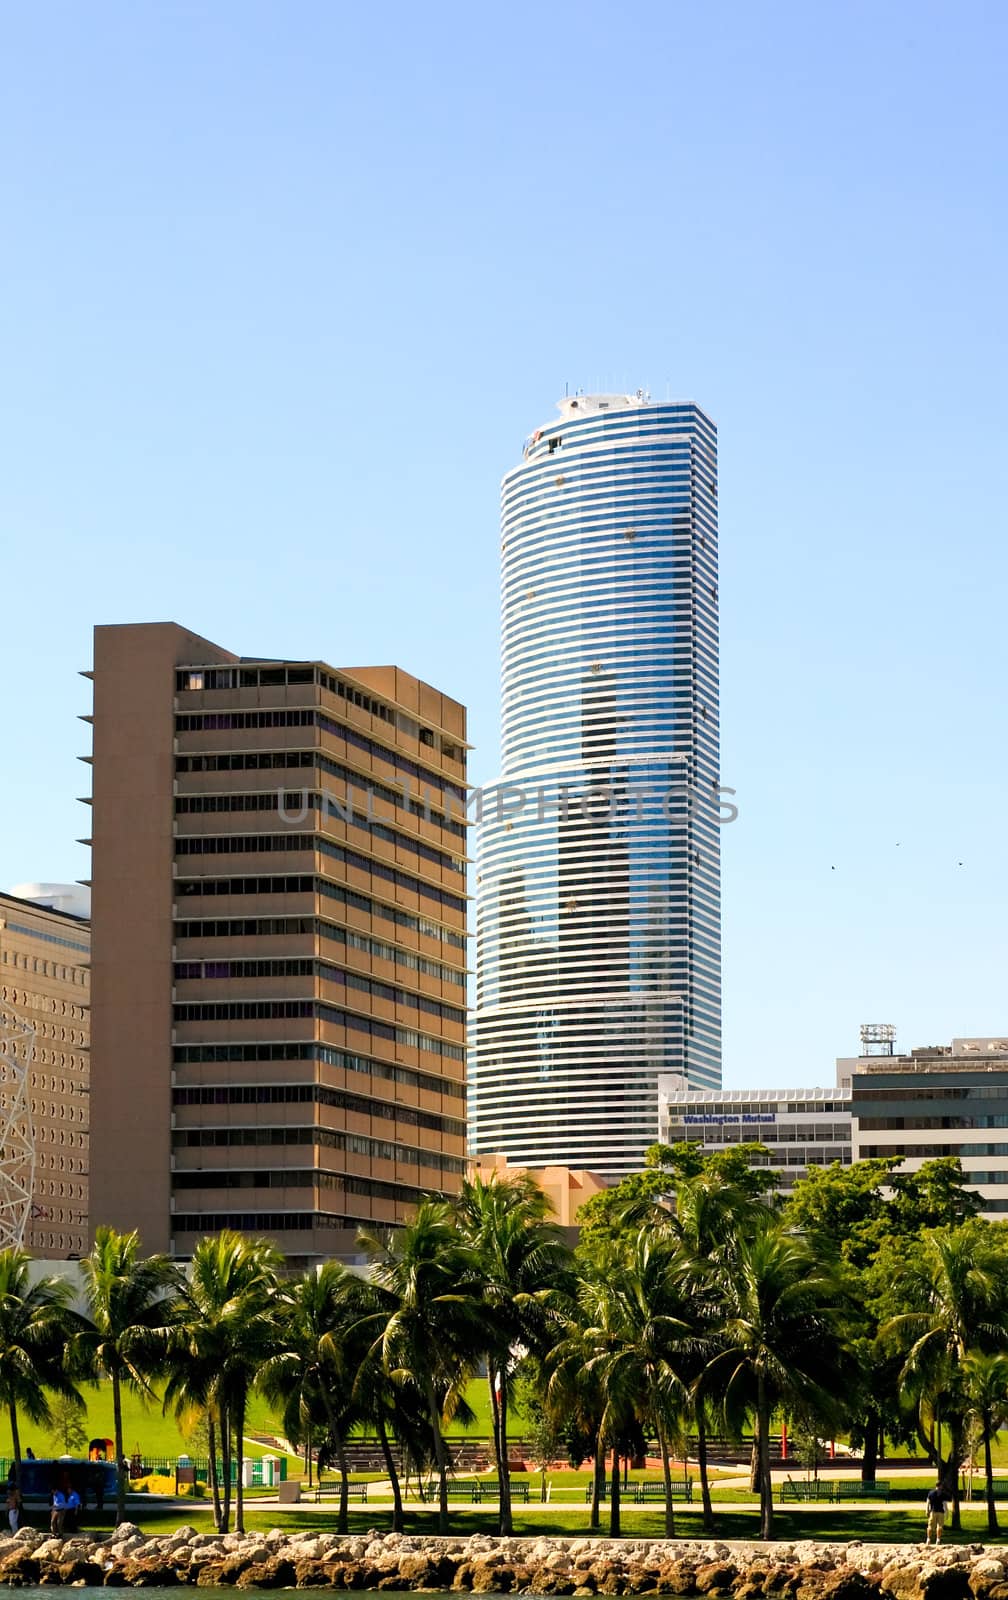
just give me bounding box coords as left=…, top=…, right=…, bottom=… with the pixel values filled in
left=470, top=394, right=722, bottom=1179
left=845, top=1035, right=1008, bottom=1215
left=659, top=1081, right=852, bottom=1195
left=0, top=889, right=90, bottom=1257
left=87, top=623, right=468, bottom=1264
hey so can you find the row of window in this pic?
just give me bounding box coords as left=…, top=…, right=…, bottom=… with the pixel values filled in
left=172, top=1080, right=464, bottom=1134
left=175, top=818, right=463, bottom=878
left=858, top=1116, right=1008, bottom=1131
left=176, top=664, right=460, bottom=762
left=3, top=921, right=90, bottom=956
left=173, top=1124, right=465, bottom=1172
left=172, top=999, right=465, bottom=1061
left=177, top=885, right=464, bottom=952
left=175, top=706, right=463, bottom=800
left=175, top=757, right=466, bottom=842
left=174, top=914, right=463, bottom=983
left=172, top=1039, right=466, bottom=1098
left=854, top=1084, right=1008, bottom=1102
left=173, top=956, right=465, bottom=1024
left=176, top=851, right=465, bottom=918
left=859, top=1142, right=1008, bottom=1159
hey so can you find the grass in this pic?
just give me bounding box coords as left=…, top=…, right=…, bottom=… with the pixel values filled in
left=11, top=1502, right=1008, bottom=1544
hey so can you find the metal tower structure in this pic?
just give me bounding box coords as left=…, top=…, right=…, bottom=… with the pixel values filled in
left=0, top=1011, right=36, bottom=1249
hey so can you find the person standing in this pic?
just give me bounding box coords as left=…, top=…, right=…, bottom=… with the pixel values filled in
left=5, top=1482, right=21, bottom=1533
left=925, top=1482, right=948, bottom=1544
left=49, top=1488, right=66, bottom=1536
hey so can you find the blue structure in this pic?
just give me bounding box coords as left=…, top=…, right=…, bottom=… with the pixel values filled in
left=470, top=394, right=722, bottom=1178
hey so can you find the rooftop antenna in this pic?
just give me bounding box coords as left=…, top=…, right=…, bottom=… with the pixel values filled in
left=860, top=1023, right=896, bottom=1057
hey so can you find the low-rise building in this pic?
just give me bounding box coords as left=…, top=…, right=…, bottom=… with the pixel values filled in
left=0, top=887, right=90, bottom=1256
left=658, top=1080, right=852, bottom=1195
left=844, top=1035, right=1008, bottom=1215
left=469, top=1152, right=608, bottom=1227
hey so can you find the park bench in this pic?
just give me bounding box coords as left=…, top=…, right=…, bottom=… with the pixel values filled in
left=781, top=1479, right=837, bottom=1502
left=961, top=1477, right=1008, bottom=1499
left=835, top=1480, right=890, bottom=1502
left=444, top=1482, right=480, bottom=1500
left=313, top=1479, right=368, bottom=1503
left=475, top=1480, right=530, bottom=1503
left=634, top=1480, right=694, bottom=1503
left=585, top=1484, right=611, bottom=1502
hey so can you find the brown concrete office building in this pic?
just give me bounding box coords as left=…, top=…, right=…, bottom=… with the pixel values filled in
left=0, top=890, right=90, bottom=1256
left=86, top=623, right=468, bottom=1264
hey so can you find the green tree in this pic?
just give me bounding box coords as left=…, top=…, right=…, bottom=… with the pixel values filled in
left=962, top=1349, right=1008, bottom=1534
left=359, top=1199, right=483, bottom=1534
left=453, top=1171, right=573, bottom=1534
left=702, top=1218, right=849, bottom=1540
left=0, top=1247, right=82, bottom=1484
left=47, top=1392, right=88, bottom=1456
left=168, top=1231, right=282, bottom=1533
left=81, top=1227, right=181, bottom=1525
left=880, top=1221, right=1007, bottom=1530
left=259, top=1262, right=362, bottom=1534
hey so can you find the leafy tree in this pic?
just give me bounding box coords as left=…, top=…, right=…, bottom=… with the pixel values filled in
left=962, top=1349, right=1008, bottom=1533
left=47, top=1392, right=88, bottom=1456
left=80, top=1227, right=181, bottom=1524
left=168, top=1231, right=282, bottom=1533
left=359, top=1199, right=483, bottom=1534
left=0, top=1247, right=82, bottom=1484
left=259, top=1263, right=362, bottom=1534
left=453, top=1171, right=573, bottom=1533
left=702, top=1218, right=850, bottom=1540
left=880, top=1221, right=1008, bottom=1530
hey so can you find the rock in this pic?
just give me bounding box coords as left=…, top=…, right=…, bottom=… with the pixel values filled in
left=113, top=1524, right=144, bottom=1541
left=658, top=1561, right=697, bottom=1596
left=294, top=1559, right=329, bottom=1588
left=0, top=1548, right=40, bottom=1584
left=696, top=1562, right=740, bottom=1597
left=59, top=1558, right=105, bottom=1586
left=919, top=1568, right=971, bottom=1600
left=195, top=1562, right=227, bottom=1586
left=121, top=1558, right=180, bottom=1587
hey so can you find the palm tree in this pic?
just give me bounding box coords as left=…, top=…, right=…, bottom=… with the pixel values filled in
left=359, top=1198, right=484, bottom=1534
left=453, top=1171, right=573, bottom=1534
left=701, top=1218, right=849, bottom=1540
left=0, top=1248, right=82, bottom=1484
left=883, top=1224, right=1006, bottom=1530
left=259, top=1263, right=362, bottom=1534
left=80, top=1227, right=181, bottom=1525
left=962, top=1350, right=1008, bottom=1534
left=168, top=1231, right=282, bottom=1534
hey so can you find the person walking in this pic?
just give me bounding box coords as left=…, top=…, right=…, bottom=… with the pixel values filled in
left=5, top=1482, right=21, bottom=1533
left=925, top=1482, right=948, bottom=1544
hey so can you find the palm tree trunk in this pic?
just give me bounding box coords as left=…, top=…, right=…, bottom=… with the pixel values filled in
left=221, top=1403, right=233, bottom=1532
left=112, top=1369, right=126, bottom=1526
left=749, top=1433, right=760, bottom=1494
left=498, top=1374, right=513, bottom=1537
left=609, top=1440, right=621, bottom=1538
left=377, top=1415, right=404, bottom=1533
left=334, top=1430, right=351, bottom=1536
left=424, top=1376, right=450, bottom=1535
left=207, top=1409, right=223, bottom=1533
left=861, top=1407, right=880, bottom=1485
left=984, top=1407, right=998, bottom=1534
left=757, top=1373, right=774, bottom=1541
left=696, top=1406, right=714, bottom=1533
left=8, top=1401, right=22, bottom=1488
left=948, top=1422, right=964, bottom=1532
left=234, top=1389, right=247, bottom=1535
left=657, top=1418, right=675, bottom=1539
left=590, top=1431, right=604, bottom=1530
left=488, top=1370, right=506, bottom=1533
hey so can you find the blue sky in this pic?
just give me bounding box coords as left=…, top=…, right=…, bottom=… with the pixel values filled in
left=2, top=1, right=1006, bottom=1088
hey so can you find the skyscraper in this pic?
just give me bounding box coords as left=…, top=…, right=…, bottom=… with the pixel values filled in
left=86, top=623, right=468, bottom=1264
left=470, top=393, right=721, bottom=1178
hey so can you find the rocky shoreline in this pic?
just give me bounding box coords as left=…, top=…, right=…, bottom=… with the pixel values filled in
left=1, top=1525, right=1005, bottom=1598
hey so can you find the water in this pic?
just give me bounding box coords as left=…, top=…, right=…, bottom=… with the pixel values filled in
left=12, top=1593, right=447, bottom=1600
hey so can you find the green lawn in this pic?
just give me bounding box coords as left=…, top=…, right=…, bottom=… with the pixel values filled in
left=10, top=1502, right=1008, bottom=1544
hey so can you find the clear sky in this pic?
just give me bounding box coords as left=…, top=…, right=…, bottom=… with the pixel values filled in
left=2, top=1, right=1006, bottom=1089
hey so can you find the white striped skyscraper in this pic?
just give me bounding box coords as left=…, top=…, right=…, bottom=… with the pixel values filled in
left=469, top=393, right=722, bottom=1178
